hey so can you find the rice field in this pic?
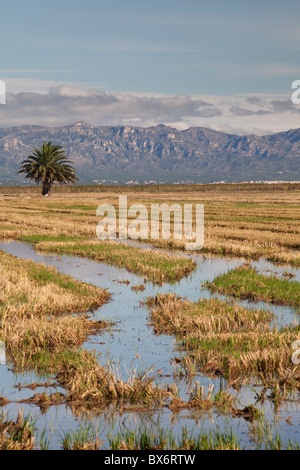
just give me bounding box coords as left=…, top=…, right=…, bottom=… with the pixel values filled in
left=146, top=293, right=300, bottom=387
left=0, top=183, right=299, bottom=266
left=0, top=183, right=299, bottom=450
left=206, top=264, right=300, bottom=307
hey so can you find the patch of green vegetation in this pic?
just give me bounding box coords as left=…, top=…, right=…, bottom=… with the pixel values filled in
left=24, top=259, right=104, bottom=299
left=108, top=425, right=241, bottom=450
left=60, top=422, right=102, bottom=450
left=17, top=211, right=45, bottom=216
left=11, top=348, right=93, bottom=374
left=36, top=240, right=196, bottom=283
left=206, top=265, right=300, bottom=307
left=208, top=215, right=297, bottom=224
left=20, top=234, right=86, bottom=244
left=0, top=224, right=20, bottom=231
left=44, top=204, right=96, bottom=211
left=146, top=293, right=300, bottom=387
left=0, top=410, right=36, bottom=450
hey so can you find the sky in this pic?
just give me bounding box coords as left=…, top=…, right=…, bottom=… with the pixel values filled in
left=0, top=0, right=300, bottom=134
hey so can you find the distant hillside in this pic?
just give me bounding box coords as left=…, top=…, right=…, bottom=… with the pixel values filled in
left=0, top=122, right=299, bottom=184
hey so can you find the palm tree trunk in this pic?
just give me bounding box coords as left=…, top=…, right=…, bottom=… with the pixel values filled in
left=42, top=181, right=51, bottom=196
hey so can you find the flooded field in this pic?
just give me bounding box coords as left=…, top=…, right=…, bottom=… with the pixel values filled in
left=0, top=239, right=299, bottom=450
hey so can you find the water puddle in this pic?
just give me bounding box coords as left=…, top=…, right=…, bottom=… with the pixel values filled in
left=0, top=341, right=5, bottom=365
left=0, top=240, right=299, bottom=449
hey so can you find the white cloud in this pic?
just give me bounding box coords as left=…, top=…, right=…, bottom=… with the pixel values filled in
left=0, top=84, right=299, bottom=135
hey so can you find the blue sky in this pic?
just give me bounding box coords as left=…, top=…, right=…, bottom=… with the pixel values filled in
left=0, top=0, right=300, bottom=133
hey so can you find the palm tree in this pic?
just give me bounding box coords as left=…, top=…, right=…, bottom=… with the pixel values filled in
left=18, top=142, right=78, bottom=195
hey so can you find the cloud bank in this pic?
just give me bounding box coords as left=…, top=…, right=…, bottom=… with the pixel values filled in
left=0, top=84, right=299, bottom=135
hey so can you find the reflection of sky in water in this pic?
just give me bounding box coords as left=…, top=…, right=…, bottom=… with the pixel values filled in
left=0, top=341, right=5, bottom=365
left=0, top=241, right=299, bottom=377
left=0, top=240, right=299, bottom=449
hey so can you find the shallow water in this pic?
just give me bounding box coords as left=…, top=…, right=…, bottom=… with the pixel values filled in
left=0, top=240, right=299, bottom=450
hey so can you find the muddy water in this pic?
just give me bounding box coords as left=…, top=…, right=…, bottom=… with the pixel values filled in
left=0, top=240, right=299, bottom=449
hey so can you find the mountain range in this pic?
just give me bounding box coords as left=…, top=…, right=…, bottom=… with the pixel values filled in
left=0, top=122, right=299, bottom=184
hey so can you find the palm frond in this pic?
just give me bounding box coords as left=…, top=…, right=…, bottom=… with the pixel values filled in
left=18, top=142, right=79, bottom=192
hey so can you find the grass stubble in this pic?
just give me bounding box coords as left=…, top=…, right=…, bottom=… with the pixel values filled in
left=0, top=183, right=299, bottom=267
left=146, top=293, right=300, bottom=394
left=34, top=239, right=196, bottom=284
left=0, top=248, right=174, bottom=448
left=0, top=250, right=245, bottom=449
left=206, top=263, right=300, bottom=307
left=0, top=184, right=300, bottom=449
left=0, top=251, right=171, bottom=408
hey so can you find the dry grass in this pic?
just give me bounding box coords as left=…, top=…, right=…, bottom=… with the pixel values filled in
left=187, top=328, right=300, bottom=384
left=0, top=410, right=35, bottom=450
left=0, top=184, right=299, bottom=267
left=147, top=293, right=273, bottom=336
left=167, top=382, right=237, bottom=413
left=3, top=316, right=107, bottom=369
left=0, top=249, right=110, bottom=373
left=0, top=250, right=110, bottom=321
left=59, top=357, right=169, bottom=406
left=0, top=251, right=170, bottom=408
left=0, top=184, right=299, bottom=423
left=147, top=293, right=300, bottom=387
left=34, top=239, right=196, bottom=284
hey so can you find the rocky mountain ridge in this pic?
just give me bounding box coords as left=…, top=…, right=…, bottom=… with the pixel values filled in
left=0, top=122, right=299, bottom=183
